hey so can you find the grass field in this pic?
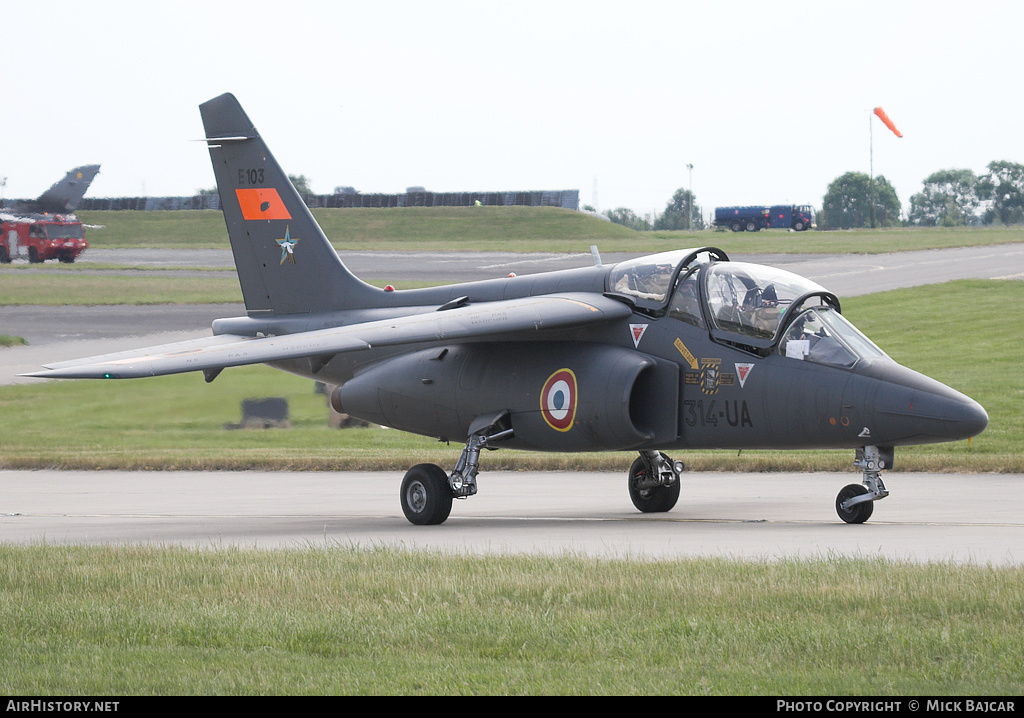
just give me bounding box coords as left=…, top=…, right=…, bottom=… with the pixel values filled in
left=0, top=273, right=408, bottom=306
left=0, top=279, right=1019, bottom=472
left=76, top=206, right=641, bottom=252
left=1, top=546, right=1022, bottom=695
left=74, top=206, right=1024, bottom=254
left=0, top=273, right=243, bottom=306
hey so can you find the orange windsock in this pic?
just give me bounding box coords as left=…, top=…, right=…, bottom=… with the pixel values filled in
left=873, top=107, right=903, bottom=138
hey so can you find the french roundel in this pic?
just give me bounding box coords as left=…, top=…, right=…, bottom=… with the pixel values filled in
left=540, top=368, right=577, bottom=432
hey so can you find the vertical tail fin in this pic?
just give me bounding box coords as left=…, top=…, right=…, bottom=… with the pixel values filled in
left=32, top=165, right=101, bottom=213
left=199, top=93, right=381, bottom=315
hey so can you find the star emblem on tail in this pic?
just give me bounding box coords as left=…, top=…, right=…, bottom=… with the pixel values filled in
left=275, top=225, right=300, bottom=264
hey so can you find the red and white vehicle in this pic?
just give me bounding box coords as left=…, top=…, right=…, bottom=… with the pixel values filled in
left=1, top=214, right=89, bottom=263
left=0, top=164, right=99, bottom=263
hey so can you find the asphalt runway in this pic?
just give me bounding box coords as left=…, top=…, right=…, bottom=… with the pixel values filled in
left=2, top=470, right=1022, bottom=564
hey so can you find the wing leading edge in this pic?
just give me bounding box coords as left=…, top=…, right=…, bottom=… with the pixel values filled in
left=23, top=293, right=631, bottom=380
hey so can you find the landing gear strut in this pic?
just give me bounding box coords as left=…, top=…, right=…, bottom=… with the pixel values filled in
left=399, top=417, right=514, bottom=526
left=628, top=450, right=683, bottom=513
left=836, top=445, right=892, bottom=524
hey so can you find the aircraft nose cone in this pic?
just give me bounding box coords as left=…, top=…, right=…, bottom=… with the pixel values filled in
left=951, top=396, right=989, bottom=439
left=863, top=361, right=988, bottom=444
left=915, top=392, right=989, bottom=440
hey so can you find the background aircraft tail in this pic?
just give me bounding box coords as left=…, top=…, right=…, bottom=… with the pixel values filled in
left=200, top=93, right=382, bottom=315
left=20, top=165, right=101, bottom=213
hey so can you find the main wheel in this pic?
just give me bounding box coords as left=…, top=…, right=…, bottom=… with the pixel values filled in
left=745, top=220, right=759, bottom=232
left=400, top=463, right=453, bottom=525
left=836, top=483, right=874, bottom=524
left=627, top=457, right=680, bottom=513
left=730, top=220, right=743, bottom=232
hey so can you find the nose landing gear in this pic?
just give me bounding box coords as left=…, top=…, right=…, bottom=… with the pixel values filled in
left=836, top=445, right=892, bottom=524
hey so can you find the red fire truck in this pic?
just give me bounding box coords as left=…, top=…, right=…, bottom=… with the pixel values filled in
left=0, top=214, right=89, bottom=263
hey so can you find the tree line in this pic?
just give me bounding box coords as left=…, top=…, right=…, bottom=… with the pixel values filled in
left=820, top=160, right=1024, bottom=229
left=599, top=160, right=1024, bottom=231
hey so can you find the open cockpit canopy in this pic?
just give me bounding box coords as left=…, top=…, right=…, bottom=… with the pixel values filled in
left=608, top=247, right=885, bottom=364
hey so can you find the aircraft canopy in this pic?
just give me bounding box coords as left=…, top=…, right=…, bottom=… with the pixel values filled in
left=607, top=247, right=726, bottom=310
left=610, top=250, right=884, bottom=362
left=703, top=261, right=828, bottom=341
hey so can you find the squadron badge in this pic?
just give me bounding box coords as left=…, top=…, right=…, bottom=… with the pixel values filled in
left=700, top=358, right=721, bottom=395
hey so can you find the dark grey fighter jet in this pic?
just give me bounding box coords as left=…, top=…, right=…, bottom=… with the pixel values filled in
left=24, top=94, right=989, bottom=525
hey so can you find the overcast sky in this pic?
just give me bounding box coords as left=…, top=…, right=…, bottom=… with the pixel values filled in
left=3, top=0, right=1021, bottom=221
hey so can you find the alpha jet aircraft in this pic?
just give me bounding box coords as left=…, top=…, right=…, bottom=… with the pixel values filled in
left=24, top=93, right=989, bottom=525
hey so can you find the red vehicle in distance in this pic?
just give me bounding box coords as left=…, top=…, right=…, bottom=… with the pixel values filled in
left=0, top=214, right=88, bottom=263
left=0, top=164, right=99, bottom=263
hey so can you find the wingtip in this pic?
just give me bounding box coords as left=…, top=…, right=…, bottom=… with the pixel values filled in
left=18, top=368, right=121, bottom=380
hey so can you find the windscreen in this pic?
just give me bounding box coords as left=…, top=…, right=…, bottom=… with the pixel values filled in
left=778, top=307, right=887, bottom=367
left=43, top=223, right=84, bottom=239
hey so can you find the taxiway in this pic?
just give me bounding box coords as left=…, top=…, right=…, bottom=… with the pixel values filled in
left=2, top=470, right=1022, bottom=564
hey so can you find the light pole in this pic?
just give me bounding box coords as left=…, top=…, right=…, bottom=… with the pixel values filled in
left=869, top=112, right=876, bottom=229
left=686, top=163, right=694, bottom=230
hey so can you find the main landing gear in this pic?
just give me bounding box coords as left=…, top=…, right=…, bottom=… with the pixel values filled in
left=627, top=450, right=684, bottom=513
left=835, top=445, right=892, bottom=524
left=398, top=422, right=686, bottom=525
left=399, top=419, right=513, bottom=526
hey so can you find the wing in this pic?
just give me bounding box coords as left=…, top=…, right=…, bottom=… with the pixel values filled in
left=23, top=293, right=631, bottom=380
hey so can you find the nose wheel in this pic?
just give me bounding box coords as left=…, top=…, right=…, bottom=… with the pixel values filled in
left=836, top=446, right=891, bottom=524
left=836, top=483, right=874, bottom=524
